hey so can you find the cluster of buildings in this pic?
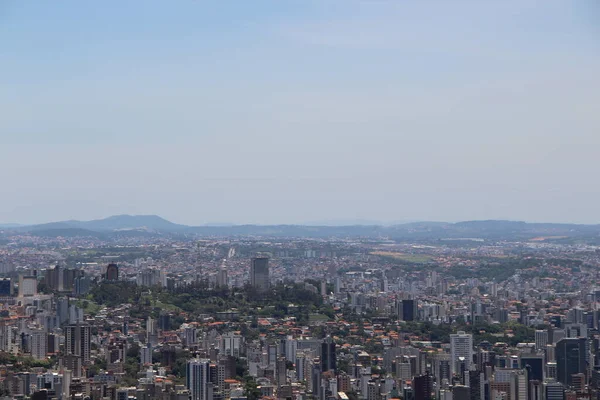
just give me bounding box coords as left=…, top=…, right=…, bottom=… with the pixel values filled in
left=0, top=233, right=600, bottom=400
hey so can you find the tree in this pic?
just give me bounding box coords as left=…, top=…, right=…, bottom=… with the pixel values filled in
left=244, top=376, right=261, bottom=400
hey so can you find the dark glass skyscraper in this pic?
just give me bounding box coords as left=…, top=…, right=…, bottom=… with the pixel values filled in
left=398, top=299, right=418, bottom=321
left=105, top=263, right=119, bottom=281
left=556, top=337, right=586, bottom=386
left=250, top=257, right=269, bottom=290
left=521, top=356, right=544, bottom=381
left=0, top=278, right=11, bottom=296
left=414, top=373, right=433, bottom=400
left=469, top=371, right=482, bottom=400
left=321, top=336, right=336, bottom=373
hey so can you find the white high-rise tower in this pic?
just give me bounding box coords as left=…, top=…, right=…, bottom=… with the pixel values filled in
left=450, top=331, right=473, bottom=376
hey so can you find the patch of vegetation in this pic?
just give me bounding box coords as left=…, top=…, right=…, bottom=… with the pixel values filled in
left=90, top=280, right=324, bottom=323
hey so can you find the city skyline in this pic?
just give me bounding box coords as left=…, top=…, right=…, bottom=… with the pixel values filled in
left=1, top=1, right=599, bottom=399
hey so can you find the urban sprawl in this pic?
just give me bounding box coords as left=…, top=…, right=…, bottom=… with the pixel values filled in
left=0, top=223, right=599, bottom=400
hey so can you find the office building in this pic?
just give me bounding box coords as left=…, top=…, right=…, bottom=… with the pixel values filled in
left=19, top=275, right=38, bottom=297
left=521, top=356, right=544, bottom=382
left=321, top=336, right=336, bottom=373
left=0, top=278, right=11, bottom=296
left=530, top=380, right=542, bottom=400
left=221, top=332, right=243, bottom=358
left=137, top=267, right=166, bottom=287
left=139, top=345, right=151, bottom=367
left=452, top=385, right=470, bottom=400
left=216, top=267, right=228, bottom=287
left=571, top=373, right=585, bottom=393
left=65, top=324, right=91, bottom=365
left=276, top=356, right=287, bottom=387
left=450, top=331, right=473, bottom=376
left=187, top=358, right=213, bottom=400
left=469, top=371, right=483, bottom=400
left=399, top=299, right=418, bottom=321
left=556, top=338, right=586, bottom=386
left=544, top=381, right=565, bottom=400
left=284, top=337, right=298, bottom=363
left=74, top=275, right=91, bottom=295
left=414, top=373, right=432, bottom=400
left=30, top=330, right=48, bottom=360
left=105, top=263, right=119, bottom=281
left=44, top=265, right=63, bottom=292
left=250, top=257, right=269, bottom=290
left=535, top=330, right=548, bottom=351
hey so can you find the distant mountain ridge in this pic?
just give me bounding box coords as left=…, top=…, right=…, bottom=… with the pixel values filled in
left=7, top=215, right=185, bottom=234
left=2, top=215, right=600, bottom=241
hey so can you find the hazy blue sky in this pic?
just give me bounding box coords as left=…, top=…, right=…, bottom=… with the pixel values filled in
left=1, top=1, right=599, bottom=225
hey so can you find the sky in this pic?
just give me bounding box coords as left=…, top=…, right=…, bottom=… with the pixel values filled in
left=1, top=0, right=599, bottom=225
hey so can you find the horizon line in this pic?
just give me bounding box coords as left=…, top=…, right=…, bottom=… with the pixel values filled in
left=2, top=214, right=600, bottom=227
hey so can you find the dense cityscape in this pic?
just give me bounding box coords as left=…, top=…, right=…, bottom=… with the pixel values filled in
left=1, top=216, right=600, bottom=400
left=3, top=0, right=598, bottom=399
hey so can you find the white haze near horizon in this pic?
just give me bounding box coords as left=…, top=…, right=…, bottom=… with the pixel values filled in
left=1, top=0, right=599, bottom=226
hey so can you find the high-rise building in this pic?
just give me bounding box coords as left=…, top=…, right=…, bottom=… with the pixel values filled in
left=276, top=356, right=287, bottom=387
left=556, top=338, right=586, bottom=386
left=397, top=361, right=412, bottom=380
left=450, top=331, right=473, bottom=376
left=62, top=268, right=80, bottom=292
left=147, top=316, right=158, bottom=346
left=571, top=373, right=585, bottom=393
left=65, top=324, right=91, bottom=365
left=565, top=324, right=587, bottom=339
left=0, top=263, right=15, bottom=275
left=221, top=332, right=243, bottom=357
left=399, top=299, right=418, bottom=321
left=30, top=330, right=48, bottom=360
left=433, top=353, right=451, bottom=381
left=141, top=345, right=152, bottom=366
left=285, top=337, right=298, bottom=363
left=334, top=277, right=342, bottom=294
left=74, top=275, right=91, bottom=295
left=43, top=265, right=80, bottom=292
left=216, top=267, right=228, bottom=287
left=267, top=343, right=278, bottom=367
left=547, top=345, right=556, bottom=363
left=187, top=358, right=213, bottom=400
left=521, top=356, right=544, bottom=382
left=44, top=265, right=62, bottom=291
left=513, top=369, right=528, bottom=400
left=137, top=267, right=166, bottom=287
left=250, top=257, right=269, bottom=290
left=18, top=275, right=38, bottom=297
left=414, top=373, right=432, bottom=400
left=535, top=330, right=548, bottom=351
left=105, top=263, right=119, bottom=281
left=544, top=381, right=565, bottom=400
left=338, top=373, right=351, bottom=393
left=321, top=336, right=336, bottom=373
left=158, top=313, right=170, bottom=331
left=0, top=278, right=11, bottom=296
left=184, top=327, right=197, bottom=347
left=452, top=385, right=470, bottom=400
left=546, top=362, right=558, bottom=380
left=469, top=371, right=484, bottom=400
left=530, top=380, right=543, bottom=400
